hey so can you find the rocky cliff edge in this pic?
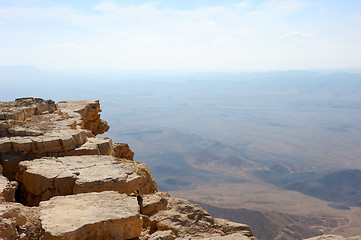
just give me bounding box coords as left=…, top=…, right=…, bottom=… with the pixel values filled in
left=0, top=98, right=255, bottom=240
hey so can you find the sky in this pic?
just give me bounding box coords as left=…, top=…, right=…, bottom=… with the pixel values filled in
left=0, top=0, right=361, bottom=71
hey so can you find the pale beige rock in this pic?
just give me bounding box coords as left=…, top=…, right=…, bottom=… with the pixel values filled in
left=304, top=235, right=361, bottom=240
left=70, top=137, right=113, bottom=156
left=1, top=98, right=110, bottom=180
left=0, top=98, right=56, bottom=122
left=113, top=142, right=135, bottom=160
left=147, top=196, right=254, bottom=239
left=0, top=203, right=27, bottom=240
left=16, top=155, right=158, bottom=206
left=39, top=191, right=142, bottom=240
left=213, top=218, right=255, bottom=238
left=0, top=175, right=18, bottom=202
left=149, top=230, right=177, bottom=240
left=200, top=233, right=252, bottom=240
left=142, top=192, right=169, bottom=216
left=57, top=100, right=109, bottom=136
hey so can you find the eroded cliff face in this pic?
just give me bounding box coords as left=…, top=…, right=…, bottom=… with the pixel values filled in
left=0, top=98, right=256, bottom=240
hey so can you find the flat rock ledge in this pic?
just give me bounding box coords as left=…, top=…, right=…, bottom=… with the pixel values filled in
left=0, top=98, right=114, bottom=180
left=16, top=155, right=157, bottom=206
left=39, top=191, right=142, bottom=240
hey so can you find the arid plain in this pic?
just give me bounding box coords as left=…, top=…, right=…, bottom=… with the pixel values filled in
left=2, top=69, right=361, bottom=239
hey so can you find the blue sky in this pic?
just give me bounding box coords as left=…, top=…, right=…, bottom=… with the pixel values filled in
left=0, top=0, right=360, bottom=71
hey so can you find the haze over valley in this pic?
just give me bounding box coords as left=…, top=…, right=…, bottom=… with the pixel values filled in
left=2, top=67, right=361, bottom=239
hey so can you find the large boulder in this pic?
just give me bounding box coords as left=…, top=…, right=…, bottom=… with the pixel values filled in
left=16, top=155, right=157, bottom=206
left=39, top=191, right=142, bottom=240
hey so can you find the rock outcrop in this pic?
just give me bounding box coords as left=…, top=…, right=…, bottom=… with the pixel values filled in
left=141, top=192, right=254, bottom=239
left=0, top=98, right=113, bottom=179
left=304, top=235, right=361, bottom=240
left=39, top=191, right=142, bottom=240
left=16, top=155, right=157, bottom=206
left=0, top=98, right=255, bottom=240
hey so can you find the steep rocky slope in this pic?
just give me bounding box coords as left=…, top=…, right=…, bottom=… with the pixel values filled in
left=0, top=98, right=255, bottom=240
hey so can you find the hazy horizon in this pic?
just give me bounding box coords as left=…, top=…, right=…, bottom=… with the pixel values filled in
left=1, top=0, right=361, bottom=71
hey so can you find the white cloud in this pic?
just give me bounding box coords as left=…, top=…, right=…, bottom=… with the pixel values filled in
left=247, top=0, right=309, bottom=18
left=0, top=0, right=360, bottom=70
left=133, top=35, right=164, bottom=43
left=280, top=31, right=317, bottom=42
left=54, top=42, right=79, bottom=49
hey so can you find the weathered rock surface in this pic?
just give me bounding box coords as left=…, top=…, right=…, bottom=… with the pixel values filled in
left=141, top=192, right=255, bottom=239
left=0, top=98, right=56, bottom=123
left=69, top=137, right=113, bottom=156
left=39, top=191, right=142, bottom=240
left=199, top=233, right=254, bottom=240
left=16, top=155, right=157, bottom=206
left=0, top=98, right=256, bottom=240
left=56, top=100, right=109, bottom=136
left=1, top=159, right=19, bottom=202
left=0, top=175, right=18, bottom=202
left=304, top=235, right=361, bottom=240
left=113, top=142, right=135, bottom=160
left=0, top=203, right=27, bottom=240
left=149, top=230, right=176, bottom=240
left=0, top=98, right=110, bottom=179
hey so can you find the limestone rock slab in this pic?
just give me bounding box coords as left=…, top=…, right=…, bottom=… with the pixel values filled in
left=16, top=155, right=157, bottom=206
left=148, top=196, right=254, bottom=239
left=1, top=98, right=110, bottom=180
left=199, top=233, right=253, bottom=240
left=57, top=100, right=109, bottom=136
left=149, top=230, right=176, bottom=240
left=39, top=191, right=142, bottom=240
left=69, top=137, right=113, bottom=156
left=0, top=203, right=27, bottom=240
left=0, top=175, right=18, bottom=202
left=0, top=98, right=56, bottom=122
left=142, top=192, right=169, bottom=216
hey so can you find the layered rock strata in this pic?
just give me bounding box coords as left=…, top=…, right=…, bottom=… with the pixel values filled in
left=141, top=192, right=254, bottom=239
left=39, top=191, right=142, bottom=240
left=16, top=155, right=157, bottom=206
left=0, top=98, right=255, bottom=240
left=0, top=98, right=119, bottom=179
